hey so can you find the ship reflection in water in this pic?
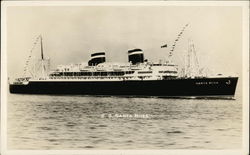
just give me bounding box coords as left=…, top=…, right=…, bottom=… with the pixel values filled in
left=8, top=93, right=242, bottom=149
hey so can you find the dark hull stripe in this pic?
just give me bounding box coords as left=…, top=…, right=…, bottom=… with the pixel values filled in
left=9, top=77, right=238, bottom=96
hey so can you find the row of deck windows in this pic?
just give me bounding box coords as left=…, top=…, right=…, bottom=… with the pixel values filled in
left=48, top=76, right=136, bottom=80
left=138, top=71, right=153, bottom=74
left=159, top=71, right=177, bottom=73
left=50, top=71, right=135, bottom=77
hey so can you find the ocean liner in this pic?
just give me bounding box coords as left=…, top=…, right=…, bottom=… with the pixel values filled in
left=9, top=26, right=238, bottom=98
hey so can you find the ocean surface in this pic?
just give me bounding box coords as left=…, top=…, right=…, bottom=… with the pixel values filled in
left=7, top=93, right=242, bottom=150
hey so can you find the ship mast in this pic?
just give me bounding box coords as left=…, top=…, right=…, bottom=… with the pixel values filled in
left=185, top=39, right=199, bottom=78
left=40, top=35, right=44, bottom=60
left=21, top=35, right=49, bottom=80
left=40, top=35, right=46, bottom=79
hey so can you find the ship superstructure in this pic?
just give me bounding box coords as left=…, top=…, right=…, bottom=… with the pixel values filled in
left=47, top=49, right=178, bottom=82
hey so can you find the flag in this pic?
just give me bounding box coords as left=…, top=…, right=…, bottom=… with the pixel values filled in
left=161, top=44, right=168, bottom=48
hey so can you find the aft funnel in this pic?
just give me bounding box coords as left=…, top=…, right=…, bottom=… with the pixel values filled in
left=88, top=52, right=106, bottom=66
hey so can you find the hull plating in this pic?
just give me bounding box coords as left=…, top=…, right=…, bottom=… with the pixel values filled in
left=9, top=77, right=238, bottom=97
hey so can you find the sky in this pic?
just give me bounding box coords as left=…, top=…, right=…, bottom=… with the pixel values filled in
left=6, top=5, right=242, bottom=78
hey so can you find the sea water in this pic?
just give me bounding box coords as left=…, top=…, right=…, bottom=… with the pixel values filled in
left=7, top=93, right=242, bottom=150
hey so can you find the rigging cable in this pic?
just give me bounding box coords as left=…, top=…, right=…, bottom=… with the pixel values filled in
left=23, top=35, right=41, bottom=77
left=169, top=23, right=189, bottom=57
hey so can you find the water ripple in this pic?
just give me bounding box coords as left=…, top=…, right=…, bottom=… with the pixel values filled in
left=7, top=94, right=242, bottom=149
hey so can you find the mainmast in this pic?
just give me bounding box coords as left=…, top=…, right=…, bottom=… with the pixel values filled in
left=40, top=35, right=44, bottom=60
left=40, top=35, right=46, bottom=79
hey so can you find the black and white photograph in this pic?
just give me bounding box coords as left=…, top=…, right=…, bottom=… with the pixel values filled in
left=1, top=1, right=249, bottom=155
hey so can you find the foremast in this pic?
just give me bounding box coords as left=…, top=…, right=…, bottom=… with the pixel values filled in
left=184, top=39, right=200, bottom=78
